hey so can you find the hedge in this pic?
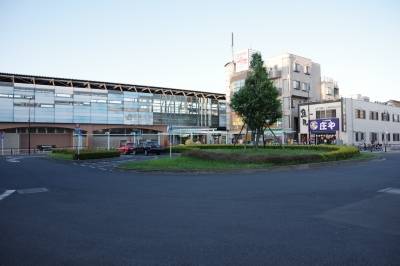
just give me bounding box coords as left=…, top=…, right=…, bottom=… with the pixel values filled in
left=182, top=145, right=359, bottom=165
left=171, top=144, right=339, bottom=153
left=52, top=149, right=120, bottom=160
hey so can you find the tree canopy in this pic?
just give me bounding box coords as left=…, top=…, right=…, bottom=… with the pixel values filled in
left=230, top=52, right=281, bottom=147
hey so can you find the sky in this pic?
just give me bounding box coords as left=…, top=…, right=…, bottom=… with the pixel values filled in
left=0, top=0, right=399, bottom=101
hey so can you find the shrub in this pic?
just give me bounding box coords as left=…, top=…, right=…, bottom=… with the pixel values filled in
left=52, top=149, right=75, bottom=154
left=73, top=150, right=120, bottom=160
left=171, top=144, right=338, bottom=153
left=183, top=145, right=359, bottom=165
left=52, top=149, right=120, bottom=160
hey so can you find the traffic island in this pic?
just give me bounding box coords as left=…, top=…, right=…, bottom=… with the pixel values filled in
left=118, top=144, right=363, bottom=171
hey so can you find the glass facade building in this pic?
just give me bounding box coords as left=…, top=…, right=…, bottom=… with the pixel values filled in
left=0, top=73, right=226, bottom=130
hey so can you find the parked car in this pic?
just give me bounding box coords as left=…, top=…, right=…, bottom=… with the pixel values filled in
left=36, top=144, right=56, bottom=151
left=132, top=142, right=163, bottom=155
left=143, top=142, right=163, bottom=155
left=118, top=142, right=135, bottom=155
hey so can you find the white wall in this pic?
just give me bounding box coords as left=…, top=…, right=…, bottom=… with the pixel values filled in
left=299, top=98, right=400, bottom=145
left=345, top=98, right=400, bottom=145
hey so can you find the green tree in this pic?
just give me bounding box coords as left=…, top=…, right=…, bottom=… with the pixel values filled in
left=230, top=53, right=281, bottom=148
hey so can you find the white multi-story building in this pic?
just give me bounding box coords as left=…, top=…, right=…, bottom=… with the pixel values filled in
left=298, top=98, right=400, bottom=145
left=321, top=77, right=340, bottom=101
left=225, top=51, right=323, bottom=142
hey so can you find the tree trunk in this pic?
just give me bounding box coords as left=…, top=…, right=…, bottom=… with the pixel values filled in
left=266, top=125, right=284, bottom=149
left=255, top=128, right=260, bottom=149
left=244, top=126, right=249, bottom=150
left=234, top=123, right=245, bottom=147
left=262, top=128, right=266, bottom=147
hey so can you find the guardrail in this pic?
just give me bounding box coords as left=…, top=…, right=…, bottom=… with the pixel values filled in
left=0, top=146, right=88, bottom=156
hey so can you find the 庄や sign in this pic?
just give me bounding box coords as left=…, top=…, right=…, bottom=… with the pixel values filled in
left=309, top=118, right=339, bottom=133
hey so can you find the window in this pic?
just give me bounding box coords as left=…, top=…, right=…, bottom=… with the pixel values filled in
left=369, top=111, right=378, bottom=120
left=302, top=83, right=309, bottom=91
left=381, top=112, right=390, bottom=121
left=370, top=132, right=378, bottom=143
left=39, top=104, right=54, bottom=108
left=55, top=93, right=72, bottom=98
left=355, top=132, right=365, bottom=142
left=292, top=80, right=301, bottom=90
left=304, top=66, right=311, bottom=75
left=233, top=80, right=245, bottom=93
left=393, top=133, right=400, bottom=141
left=387, top=133, right=391, bottom=142
left=293, top=63, right=301, bottom=72
left=316, top=110, right=325, bottom=119
left=302, top=119, right=307, bottom=126
left=355, top=109, right=366, bottom=119
left=0, top=93, right=13, bottom=98
left=326, top=109, right=336, bottom=118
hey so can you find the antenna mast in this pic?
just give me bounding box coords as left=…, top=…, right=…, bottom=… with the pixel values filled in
left=231, top=32, right=234, bottom=63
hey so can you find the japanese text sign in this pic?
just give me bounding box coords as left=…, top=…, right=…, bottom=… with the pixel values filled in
left=309, top=118, right=339, bottom=133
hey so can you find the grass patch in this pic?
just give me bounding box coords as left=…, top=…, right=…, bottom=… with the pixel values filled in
left=349, top=152, right=379, bottom=161
left=48, top=152, right=74, bottom=160
left=119, top=155, right=273, bottom=171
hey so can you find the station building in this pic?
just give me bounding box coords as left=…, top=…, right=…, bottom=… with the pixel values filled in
left=0, top=73, right=226, bottom=150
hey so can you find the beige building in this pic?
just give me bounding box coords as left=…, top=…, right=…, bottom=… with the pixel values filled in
left=321, top=77, right=340, bottom=101
left=225, top=51, right=323, bottom=143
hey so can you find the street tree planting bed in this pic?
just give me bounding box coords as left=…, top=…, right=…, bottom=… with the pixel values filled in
left=119, top=145, right=360, bottom=171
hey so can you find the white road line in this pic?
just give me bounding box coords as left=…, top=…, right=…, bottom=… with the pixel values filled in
left=0, top=190, right=16, bottom=201
left=6, top=158, right=20, bottom=163
left=378, top=187, right=400, bottom=195
left=17, top=187, right=48, bottom=194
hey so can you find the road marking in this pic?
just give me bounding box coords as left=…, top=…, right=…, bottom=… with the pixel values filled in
left=6, top=157, right=20, bottom=163
left=0, top=190, right=16, bottom=201
left=378, top=187, right=400, bottom=195
left=17, top=187, right=48, bottom=194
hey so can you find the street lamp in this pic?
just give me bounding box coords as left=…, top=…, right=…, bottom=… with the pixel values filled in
left=307, top=86, right=311, bottom=145
left=385, top=131, right=388, bottom=152
left=28, top=97, right=32, bottom=155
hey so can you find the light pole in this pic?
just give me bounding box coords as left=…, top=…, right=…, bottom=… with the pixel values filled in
left=385, top=131, right=388, bottom=152
left=28, top=98, right=32, bottom=155
left=307, top=87, right=311, bottom=145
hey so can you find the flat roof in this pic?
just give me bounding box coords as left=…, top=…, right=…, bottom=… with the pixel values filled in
left=298, top=99, right=341, bottom=107
left=0, top=72, right=225, bottom=100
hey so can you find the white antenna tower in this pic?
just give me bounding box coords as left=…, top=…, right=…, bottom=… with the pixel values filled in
left=231, top=32, right=234, bottom=63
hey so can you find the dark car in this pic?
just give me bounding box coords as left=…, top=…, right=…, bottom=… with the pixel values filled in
left=143, top=142, right=163, bottom=155
left=133, top=142, right=163, bottom=155
left=37, top=144, right=56, bottom=151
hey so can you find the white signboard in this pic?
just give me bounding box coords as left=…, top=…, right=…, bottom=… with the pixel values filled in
left=234, top=50, right=250, bottom=72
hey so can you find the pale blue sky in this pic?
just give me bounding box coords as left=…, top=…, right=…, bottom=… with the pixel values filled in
left=0, top=0, right=399, bottom=101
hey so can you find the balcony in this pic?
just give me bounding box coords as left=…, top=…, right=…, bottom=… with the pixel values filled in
left=268, top=70, right=282, bottom=79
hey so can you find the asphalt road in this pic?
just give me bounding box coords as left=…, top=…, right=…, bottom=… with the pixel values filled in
left=0, top=153, right=399, bottom=266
